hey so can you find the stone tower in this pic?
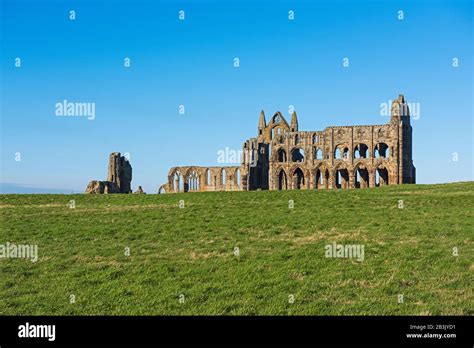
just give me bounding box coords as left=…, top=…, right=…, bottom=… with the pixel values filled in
left=246, top=111, right=269, bottom=190
left=390, top=95, right=416, bottom=184
left=85, top=152, right=132, bottom=194
left=258, top=110, right=266, bottom=137
left=107, top=152, right=132, bottom=193
left=290, top=111, right=298, bottom=132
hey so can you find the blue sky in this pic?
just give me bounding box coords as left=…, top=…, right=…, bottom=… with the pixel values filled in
left=1, top=0, right=472, bottom=193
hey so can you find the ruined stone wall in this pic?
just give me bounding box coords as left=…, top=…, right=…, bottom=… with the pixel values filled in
left=268, top=123, right=398, bottom=190
left=159, top=166, right=243, bottom=194
left=159, top=95, right=415, bottom=193
left=85, top=152, right=132, bottom=194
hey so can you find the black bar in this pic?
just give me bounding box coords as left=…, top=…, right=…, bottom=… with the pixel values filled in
left=0, top=316, right=472, bottom=346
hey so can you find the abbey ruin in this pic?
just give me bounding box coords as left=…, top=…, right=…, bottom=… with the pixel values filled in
left=85, top=152, right=132, bottom=194
left=159, top=94, right=416, bottom=193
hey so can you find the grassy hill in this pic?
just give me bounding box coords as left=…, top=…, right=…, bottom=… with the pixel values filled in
left=0, top=182, right=472, bottom=315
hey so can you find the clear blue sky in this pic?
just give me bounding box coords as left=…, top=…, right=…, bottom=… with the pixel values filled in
left=1, top=0, right=472, bottom=193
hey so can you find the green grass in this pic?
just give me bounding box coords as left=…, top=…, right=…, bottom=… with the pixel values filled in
left=0, top=182, right=473, bottom=315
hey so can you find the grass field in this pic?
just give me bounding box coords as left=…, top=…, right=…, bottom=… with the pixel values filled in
left=0, top=182, right=472, bottom=315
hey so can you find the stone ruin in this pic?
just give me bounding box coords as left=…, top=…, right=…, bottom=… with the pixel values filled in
left=134, top=186, right=145, bottom=194
left=159, top=94, right=416, bottom=193
left=85, top=152, right=132, bottom=194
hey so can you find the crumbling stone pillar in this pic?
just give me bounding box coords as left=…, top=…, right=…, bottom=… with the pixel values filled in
left=107, top=152, right=132, bottom=193
left=349, top=171, right=355, bottom=189
left=369, top=171, right=375, bottom=188
left=85, top=152, right=132, bottom=194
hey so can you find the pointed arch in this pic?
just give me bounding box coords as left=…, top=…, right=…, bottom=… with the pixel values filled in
left=158, top=184, right=167, bottom=194
left=314, top=165, right=327, bottom=189
left=314, top=148, right=323, bottom=160
left=290, top=147, right=305, bottom=162
left=375, top=166, right=389, bottom=186
left=334, top=164, right=349, bottom=189
left=354, top=164, right=369, bottom=189
left=277, top=148, right=287, bottom=162
left=292, top=167, right=305, bottom=189
left=354, top=143, right=369, bottom=159
left=277, top=168, right=288, bottom=190
left=171, top=170, right=184, bottom=193
left=374, top=143, right=390, bottom=158
left=187, top=170, right=200, bottom=191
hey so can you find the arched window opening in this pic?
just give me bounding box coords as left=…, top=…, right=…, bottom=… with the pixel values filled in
left=206, top=169, right=211, bottom=185
left=291, top=148, right=305, bottom=162
left=335, top=168, right=349, bottom=189
left=235, top=168, right=241, bottom=187
left=278, top=170, right=287, bottom=190
left=277, top=148, right=287, bottom=162
left=354, top=144, right=369, bottom=159
left=221, top=168, right=226, bottom=186
left=374, top=143, right=389, bottom=158
left=355, top=167, right=369, bottom=189
left=173, top=171, right=184, bottom=193
left=293, top=168, right=305, bottom=189
left=188, top=170, right=200, bottom=192
left=375, top=167, right=389, bottom=186
left=315, top=168, right=324, bottom=189
left=280, top=133, right=285, bottom=143
left=342, top=147, right=349, bottom=160
left=315, top=148, right=323, bottom=160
